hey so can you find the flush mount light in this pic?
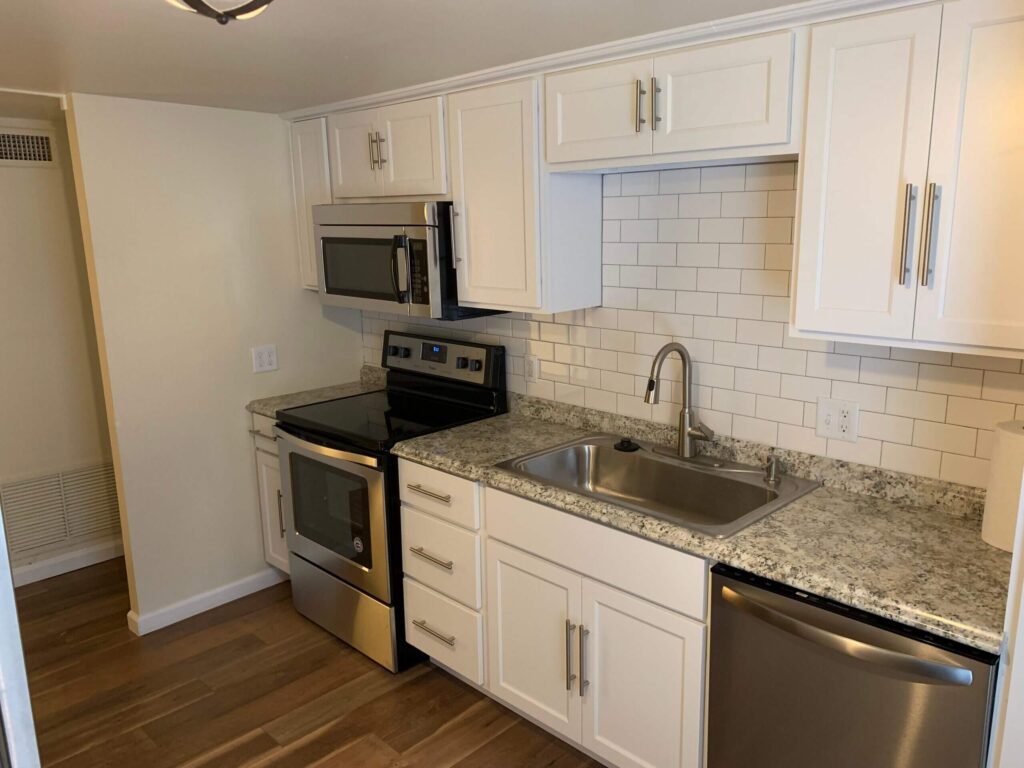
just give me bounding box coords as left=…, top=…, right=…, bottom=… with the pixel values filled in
left=164, top=0, right=274, bottom=25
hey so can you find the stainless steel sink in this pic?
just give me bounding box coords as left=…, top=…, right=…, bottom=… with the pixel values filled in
left=497, top=434, right=820, bottom=538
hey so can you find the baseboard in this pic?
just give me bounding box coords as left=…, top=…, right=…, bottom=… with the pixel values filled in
left=12, top=538, right=124, bottom=587
left=126, top=566, right=288, bottom=636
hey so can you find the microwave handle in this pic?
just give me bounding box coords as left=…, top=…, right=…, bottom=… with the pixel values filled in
left=449, top=205, right=462, bottom=266
left=390, top=235, right=410, bottom=303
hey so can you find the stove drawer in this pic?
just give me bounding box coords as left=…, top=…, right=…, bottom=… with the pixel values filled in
left=401, top=506, right=482, bottom=609
left=404, top=578, right=484, bottom=684
left=399, top=459, right=480, bottom=530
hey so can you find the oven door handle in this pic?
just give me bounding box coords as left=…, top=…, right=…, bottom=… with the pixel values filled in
left=273, top=426, right=381, bottom=470
left=391, top=235, right=410, bottom=303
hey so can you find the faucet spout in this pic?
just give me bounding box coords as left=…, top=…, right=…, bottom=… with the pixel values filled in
left=645, top=342, right=713, bottom=458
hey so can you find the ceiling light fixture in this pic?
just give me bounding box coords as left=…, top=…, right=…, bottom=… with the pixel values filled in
left=164, top=0, right=274, bottom=25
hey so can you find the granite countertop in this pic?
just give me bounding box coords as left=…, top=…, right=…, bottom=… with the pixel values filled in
left=246, top=367, right=386, bottom=419
left=393, top=413, right=1012, bottom=655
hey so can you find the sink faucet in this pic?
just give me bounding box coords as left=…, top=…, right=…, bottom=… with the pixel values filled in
left=644, top=342, right=714, bottom=458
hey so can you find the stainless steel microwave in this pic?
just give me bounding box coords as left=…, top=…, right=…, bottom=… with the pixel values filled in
left=312, top=201, right=495, bottom=321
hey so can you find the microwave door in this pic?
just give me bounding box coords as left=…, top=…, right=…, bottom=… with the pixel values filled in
left=315, top=225, right=412, bottom=313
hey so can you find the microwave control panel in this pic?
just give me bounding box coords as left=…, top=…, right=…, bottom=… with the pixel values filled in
left=407, top=239, right=429, bottom=305
left=382, top=331, right=504, bottom=389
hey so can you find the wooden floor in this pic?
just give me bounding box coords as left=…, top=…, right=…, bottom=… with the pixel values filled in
left=16, top=558, right=600, bottom=767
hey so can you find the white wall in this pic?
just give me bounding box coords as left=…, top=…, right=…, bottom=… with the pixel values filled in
left=66, top=94, right=362, bottom=623
left=0, top=119, right=110, bottom=482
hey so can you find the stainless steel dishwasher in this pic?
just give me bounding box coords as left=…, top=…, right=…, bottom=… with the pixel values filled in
left=708, top=565, right=998, bottom=768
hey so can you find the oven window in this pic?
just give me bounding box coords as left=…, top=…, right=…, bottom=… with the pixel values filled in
left=322, top=237, right=398, bottom=301
left=289, top=454, right=373, bottom=569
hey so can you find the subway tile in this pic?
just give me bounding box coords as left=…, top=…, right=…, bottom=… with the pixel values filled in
left=835, top=342, right=890, bottom=359
left=766, top=189, right=797, bottom=217
left=696, top=408, right=734, bottom=437
left=554, top=382, right=586, bottom=405
left=735, top=368, right=781, bottom=397
left=713, top=388, right=757, bottom=416
left=556, top=309, right=587, bottom=325
left=639, top=194, right=679, bottom=219
left=601, top=328, right=636, bottom=352
left=976, top=430, right=994, bottom=459
left=620, top=266, right=657, bottom=289
left=617, top=310, right=654, bottom=333
left=881, top=443, right=940, bottom=478
left=859, top=412, right=914, bottom=444
left=745, top=162, right=796, bottom=191
left=602, top=242, right=638, bottom=265
left=890, top=348, right=952, bottom=365
left=602, top=220, right=621, bottom=242
left=694, top=315, right=737, bottom=342
left=692, top=362, right=735, bottom=389
left=780, top=374, right=832, bottom=402
left=714, top=341, right=759, bottom=368
left=697, top=267, right=742, bottom=293
left=782, top=333, right=833, bottom=352
left=917, top=364, right=983, bottom=398
left=763, top=243, right=793, bottom=271
left=539, top=323, right=570, bottom=344
left=743, top=218, right=792, bottom=244
left=634, top=333, right=673, bottom=355
left=733, top=415, right=779, bottom=446
left=601, top=370, right=635, bottom=394
left=540, top=360, right=570, bottom=383
left=946, top=397, right=1016, bottom=430
left=699, top=218, right=744, bottom=243
left=719, top=244, right=765, bottom=269
left=740, top=269, right=790, bottom=296
left=602, top=174, right=621, bottom=196
left=721, top=191, right=768, bottom=218
left=621, top=171, right=660, bottom=196
left=806, top=352, right=859, bottom=382
left=603, top=286, right=638, bottom=309
left=512, top=319, right=539, bottom=339
left=585, top=347, right=618, bottom=370
left=656, top=266, right=698, bottom=291
left=653, top=312, right=694, bottom=337
left=778, top=423, right=828, bottom=455
left=585, top=387, right=617, bottom=412
left=676, top=243, right=719, bottom=267
left=701, top=165, right=746, bottom=192
left=913, top=420, right=977, bottom=456
left=886, top=389, right=947, bottom=422
left=939, top=454, right=990, bottom=488
left=620, top=219, right=658, bottom=242
left=637, top=289, right=677, bottom=312
left=570, top=365, right=602, bottom=388
left=602, top=265, right=620, bottom=286
left=756, top=395, right=804, bottom=425
left=676, top=291, right=718, bottom=316
left=658, top=219, right=700, bottom=243
left=678, top=192, right=721, bottom=218
left=554, top=344, right=585, bottom=366
left=618, top=352, right=653, bottom=376
left=982, top=371, right=1024, bottom=404
left=951, top=354, right=1022, bottom=373
left=638, top=243, right=678, bottom=265
left=762, top=296, right=791, bottom=322
left=860, top=357, right=918, bottom=389
left=827, top=437, right=882, bottom=467
left=831, top=381, right=886, bottom=412
left=758, top=347, right=807, bottom=375
left=737, top=319, right=784, bottom=347
left=717, top=293, right=763, bottom=320
left=677, top=337, right=715, bottom=363
left=585, top=306, right=619, bottom=329
left=660, top=168, right=701, bottom=194
left=804, top=402, right=817, bottom=427
left=485, top=316, right=513, bottom=336
left=526, top=379, right=555, bottom=399
left=603, top=196, right=638, bottom=219
left=617, top=393, right=653, bottom=420
left=527, top=339, right=554, bottom=360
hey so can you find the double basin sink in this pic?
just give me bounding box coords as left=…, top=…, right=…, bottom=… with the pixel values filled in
left=497, top=434, right=820, bottom=538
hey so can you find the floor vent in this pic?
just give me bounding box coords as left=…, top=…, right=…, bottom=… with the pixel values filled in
left=1, top=463, right=120, bottom=564
left=0, top=130, right=55, bottom=165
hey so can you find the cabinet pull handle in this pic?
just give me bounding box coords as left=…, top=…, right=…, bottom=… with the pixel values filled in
left=412, top=618, right=456, bottom=647
left=634, top=79, right=647, bottom=133
left=249, top=429, right=276, bottom=441
left=406, top=483, right=451, bottom=504
left=409, top=546, right=454, bottom=571
left=579, top=625, right=590, bottom=696
left=449, top=205, right=462, bottom=266
left=565, top=619, right=577, bottom=691
left=898, top=183, right=917, bottom=286
left=368, top=131, right=379, bottom=170
left=650, top=76, right=662, bottom=131
left=376, top=131, right=387, bottom=167
left=276, top=490, right=285, bottom=538
left=919, top=183, right=941, bottom=287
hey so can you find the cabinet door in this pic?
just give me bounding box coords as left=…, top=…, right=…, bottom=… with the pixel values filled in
left=580, top=579, right=705, bottom=768
left=289, top=117, right=332, bottom=290
left=545, top=58, right=654, bottom=162
left=447, top=79, right=541, bottom=310
left=912, top=0, right=1024, bottom=350
left=255, top=449, right=289, bottom=574
left=326, top=107, right=381, bottom=198
left=486, top=539, right=581, bottom=741
left=652, top=32, right=794, bottom=154
left=792, top=6, right=941, bottom=339
left=378, top=97, right=447, bottom=196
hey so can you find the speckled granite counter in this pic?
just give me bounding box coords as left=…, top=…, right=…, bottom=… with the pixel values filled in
left=246, top=366, right=386, bottom=419
left=393, top=413, right=1012, bottom=654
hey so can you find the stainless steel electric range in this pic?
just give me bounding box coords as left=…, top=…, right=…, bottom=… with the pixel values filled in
left=273, top=331, right=506, bottom=672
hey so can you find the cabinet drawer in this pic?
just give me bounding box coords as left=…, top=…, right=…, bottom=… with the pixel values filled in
left=404, top=579, right=484, bottom=684
left=485, top=488, right=708, bottom=622
left=401, top=506, right=482, bottom=609
left=250, top=413, right=278, bottom=455
left=399, top=459, right=480, bottom=529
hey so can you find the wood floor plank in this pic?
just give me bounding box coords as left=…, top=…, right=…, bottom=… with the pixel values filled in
left=176, top=729, right=280, bottom=768
left=400, top=697, right=521, bottom=768
left=310, top=734, right=407, bottom=768
left=452, top=720, right=601, bottom=768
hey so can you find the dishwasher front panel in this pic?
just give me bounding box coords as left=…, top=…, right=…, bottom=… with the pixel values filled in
left=708, top=567, right=997, bottom=768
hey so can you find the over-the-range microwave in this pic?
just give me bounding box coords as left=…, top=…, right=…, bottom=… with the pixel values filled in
left=312, top=201, right=497, bottom=321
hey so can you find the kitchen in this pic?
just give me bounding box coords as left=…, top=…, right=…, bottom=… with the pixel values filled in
left=0, top=0, right=1023, bottom=766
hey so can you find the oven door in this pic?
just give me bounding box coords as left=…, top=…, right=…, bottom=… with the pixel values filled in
left=275, top=427, right=392, bottom=603
left=315, top=224, right=420, bottom=315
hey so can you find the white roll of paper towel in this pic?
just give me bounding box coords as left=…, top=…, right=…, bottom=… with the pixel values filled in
left=982, top=420, right=1024, bottom=552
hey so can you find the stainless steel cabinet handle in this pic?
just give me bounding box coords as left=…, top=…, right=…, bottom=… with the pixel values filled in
left=412, top=618, right=455, bottom=647
left=248, top=429, right=276, bottom=441
left=276, top=490, right=285, bottom=538
left=634, top=79, right=647, bottom=133
left=898, top=183, right=917, bottom=286
left=919, top=182, right=941, bottom=287
left=565, top=620, right=577, bottom=691
left=579, top=625, right=590, bottom=696
left=721, top=585, right=973, bottom=686
left=406, top=483, right=451, bottom=504
left=650, top=76, right=662, bottom=130
left=375, top=131, right=387, bottom=167
left=409, top=546, right=454, bottom=571
left=368, top=131, right=378, bottom=170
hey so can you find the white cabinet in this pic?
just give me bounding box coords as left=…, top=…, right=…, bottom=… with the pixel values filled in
left=289, top=117, right=332, bottom=290
left=255, top=447, right=288, bottom=574
left=447, top=78, right=602, bottom=313
left=545, top=31, right=797, bottom=164
left=325, top=97, right=446, bottom=199
left=792, top=0, right=1024, bottom=357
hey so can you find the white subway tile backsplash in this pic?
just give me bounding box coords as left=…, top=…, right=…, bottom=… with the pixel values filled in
left=951, top=354, right=1022, bottom=373
left=701, top=165, right=746, bottom=192
left=602, top=242, right=638, bottom=265
left=982, top=371, right=1024, bottom=404
left=778, top=423, right=828, bottom=455
left=678, top=192, right=721, bottom=218
left=638, top=243, right=678, bottom=265
left=694, top=316, right=737, bottom=342
left=637, top=289, right=677, bottom=312
left=639, top=195, right=679, bottom=219
left=946, top=397, right=1016, bottom=430
left=620, top=266, right=657, bottom=288
left=620, top=219, right=658, bottom=242
left=940, top=453, right=990, bottom=487
left=766, top=190, right=797, bottom=217
left=735, top=368, right=782, bottom=397
left=617, top=310, right=654, bottom=333
left=737, top=319, right=783, bottom=347
left=602, top=265, right=620, bottom=286
left=602, top=220, right=620, bottom=242
left=697, top=268, right=742, bottom=293
left=601, top=328, right=636, bottom=352
left=755, top=395, right=804, bottom=426
left=717, top=293, right=763, bottom=320
left=758, top=347, right=807, bottom=376
left=676, top=291, right=718, bottom=316
left=913, top=420, right=977, bottom=456
left=830, top=381, right=886, bottom=412
left=713, top=388, right=756, bottom=416
left=880, top=443, right=941, bottom=479
left=719, top=244, right=765, bottom=269
left=714, top=341, right=759, bottom=368
left=885, top=389, right=947, bottom=422
left=743, top=218, right=792, bottom=244
left=699, top=218, right=744, bottom=243
left=859, top=412, right=914, bottom=445
left=827, top=437, right=882, bottom=467
left=745, top=162, right=795, bottom=191
left=603, top=174, right=622, bottom=196
left=603, top=196, right=638, bottom=219
left=603, top=287, right=638, bottom=309
left=653, top=312, right=694, bottom=337
left=762, top=296, right=790, bottom=322
left=763, top=243, right=793, bottom=271
left=860, top=357, right=918, bottom=389
left=917, top=363, right=983, bottom=398
left=806, top=352, right=859, bottom=382
left=779, top=374, right=831, bottom=402
left=621, top=171, right=660, bottom=196
left=721, top=191, right=768, bottom=218
left=659, top=168, right=701, bottom=194
left=585, top=307, right=618, bottom=329
left=740, top=269, right=789, bottom=296
left=658, top=219, right=699, bottom=243
left=733, top=415, right=779, bottom=446
left=656, top=267, right=697, bottom=290
left=676, top=243, right=719, bottom=267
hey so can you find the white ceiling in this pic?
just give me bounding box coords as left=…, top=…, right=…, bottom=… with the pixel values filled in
left=0, top=0, right=793, bottom=114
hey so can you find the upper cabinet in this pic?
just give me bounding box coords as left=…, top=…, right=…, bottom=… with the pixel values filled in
left=325, top=96, right=447, bottom=198
left=792, top=0, right=1024, bottom=356
left=545, top=31, right=798, bottom=164
left=289, top=117, right=332, bottom=290
left=447, top=79, right=602, bottom=313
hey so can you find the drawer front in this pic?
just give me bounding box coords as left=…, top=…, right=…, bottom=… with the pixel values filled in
left=401, top=506, right=482, bottom=609
left=250, top=413, right=278, bottom=455
left=485, top=488, right=708, bottom=622
left=404, top=578, right=484, bottom=684
left=399, top=459, right=480, bottom=529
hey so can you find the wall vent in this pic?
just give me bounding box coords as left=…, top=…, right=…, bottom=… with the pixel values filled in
left=1, top=463, right=120, bottom=563
left=0, top=130, right=55, bottom=165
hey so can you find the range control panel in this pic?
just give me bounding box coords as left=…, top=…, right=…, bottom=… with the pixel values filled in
left=381, top=331, right=505, bottom=388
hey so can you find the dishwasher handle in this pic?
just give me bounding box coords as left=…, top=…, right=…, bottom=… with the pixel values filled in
left=720, top=585, right=973, bottom=687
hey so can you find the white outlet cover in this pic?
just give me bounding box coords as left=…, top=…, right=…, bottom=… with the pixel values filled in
left=251, top=344, right=278, bottom=373
left=525, top=354, right=540, bottom=383
left=816, top=397, right=859, bottom=443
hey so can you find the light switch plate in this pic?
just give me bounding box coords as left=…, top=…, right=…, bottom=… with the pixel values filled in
left=251, top=344, right=278, bottom=373
left=525, top=354, right=540, bottom=383
left=816, top=397, right=859, bottom=442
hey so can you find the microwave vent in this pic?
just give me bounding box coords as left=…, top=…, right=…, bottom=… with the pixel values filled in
left=0, top=130, right=54, bottom=164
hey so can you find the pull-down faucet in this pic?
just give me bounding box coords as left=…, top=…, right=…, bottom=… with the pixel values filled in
left=644, top=342, right=715, bottom=458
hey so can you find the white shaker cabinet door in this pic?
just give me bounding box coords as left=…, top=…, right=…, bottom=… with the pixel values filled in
left=447, top=79, right=542, bottom=310
left=792, top=6, right=941, bottom=338
left=652, top=31, right=795, bottom=155
left=912, top=0, right=1024, bottom=351
left=255, top=449, right=288, bottom=574
left=289, top=117, right=332, bottom=290
left=486, top=539, right=582, bottom=742
left=545, top=57, right=654, bottom=163
left=580, top=579, right=705, bottom=768
left=325, top=107, right=381, bottom=198
left=378, top=96, right=447, bottom=196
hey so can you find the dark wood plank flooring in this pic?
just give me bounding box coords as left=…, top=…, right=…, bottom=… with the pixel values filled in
left=16, top=558, right=600, bottom=767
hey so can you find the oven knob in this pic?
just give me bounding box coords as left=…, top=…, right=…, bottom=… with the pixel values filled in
left=398, top=346, right=412, bottom=358
left=387, top=345, right=399, bottom=357
left=469, top=359, right=483, bottom=372
left=455, top=357, right=469, bottom=370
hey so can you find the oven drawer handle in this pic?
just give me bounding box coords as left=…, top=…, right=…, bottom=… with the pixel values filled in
left=409, top=546, right=454, bottom=571
left=249, top=429, right=276, bottom=440
left=406, top=483, right=451, bottom=504
left=412, top=618, right=455, bottom=647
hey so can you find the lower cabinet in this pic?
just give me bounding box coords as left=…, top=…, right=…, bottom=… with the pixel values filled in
left=255, top=448, right=288, bottom=574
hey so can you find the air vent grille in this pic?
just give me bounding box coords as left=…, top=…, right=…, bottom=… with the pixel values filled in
left=0, top=132, right=53, bottom=163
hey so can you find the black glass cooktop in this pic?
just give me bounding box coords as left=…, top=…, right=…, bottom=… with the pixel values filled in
left=276, top=389, right=495, bottom=452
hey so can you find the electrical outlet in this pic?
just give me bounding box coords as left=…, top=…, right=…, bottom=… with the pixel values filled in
left=816, top=397, right=859, bottom=442
left=525, top=354, right=540, bottom=384
left=251, top=344, right=278, bottom=373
